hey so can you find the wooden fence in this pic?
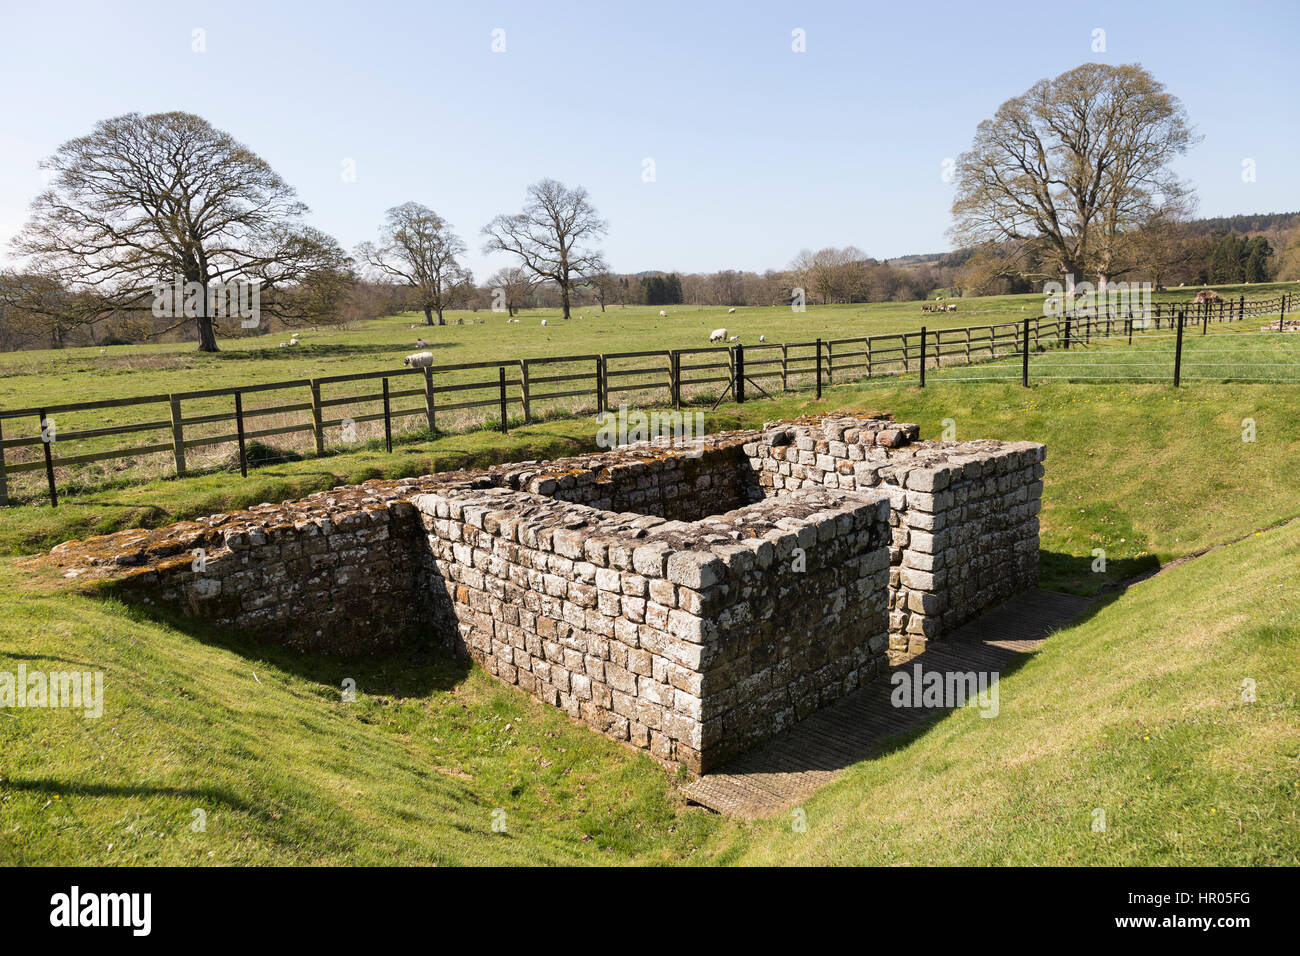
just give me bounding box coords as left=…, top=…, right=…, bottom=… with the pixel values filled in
left=0, top=292, right=1292, bottom=506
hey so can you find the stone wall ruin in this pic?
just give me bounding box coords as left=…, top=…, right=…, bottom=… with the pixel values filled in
left=44, top=415, right=1043, bottom=772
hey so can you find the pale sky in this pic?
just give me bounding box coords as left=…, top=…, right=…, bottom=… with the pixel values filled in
left=1, top=0, right=1295, bottom=280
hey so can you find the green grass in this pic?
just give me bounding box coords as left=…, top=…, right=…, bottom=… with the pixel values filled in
left=3, top=289, right=1300, bottom=865
left=940, top=324, right=1300, bottom=385
left=0, top=562, right=722, bottom=865
left=1, top=280, right=1294, bottom=501
left=6, top=380, right=1300, bottom=602
left=720, top=518, right=1300, bottom=865
left=3, top=484, right=1296, bottom=865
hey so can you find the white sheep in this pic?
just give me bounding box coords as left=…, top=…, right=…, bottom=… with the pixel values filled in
left=415, top=337, right=427, bottom=348
left=658, top=310, right=667, bottom=317
left=278, top=341, right=287, bottom=348
left=541, top=319, right=547, bottom=327
left=403, top=351, right=434, bottom=368
left=759, top=335, right=766, bottom=342
left=728, top=307, right=736, bottom=314
left=728, top=335, right=739, bottom=342
left=709, top=328, right=727, bottom=342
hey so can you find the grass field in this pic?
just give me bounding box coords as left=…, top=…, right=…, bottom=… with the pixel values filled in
left=0, top=280, right=1295, bottom=503
left=3, top=387, right=1297, bottom=863
left=3, top=285, right=1300, bottom=866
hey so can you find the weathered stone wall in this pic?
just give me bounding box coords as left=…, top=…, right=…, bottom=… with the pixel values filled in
left=42, top=414, right=1043, bottom=771
left=746, top=415, right=1044, bottom=654
left=413, top=484, right=890, bottom=771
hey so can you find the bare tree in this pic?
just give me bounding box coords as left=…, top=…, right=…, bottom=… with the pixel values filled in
left=485, top=266, right=534, bottom=316
left=10, top=111, right=349, bottom=351
left=356, top=203, right=470, bottom=326
left=482, top=179, right=607, bottom=320
left=950, top=63, right=1196, bottom=294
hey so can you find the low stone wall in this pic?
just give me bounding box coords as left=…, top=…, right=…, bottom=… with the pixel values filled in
left=746, top=416, right=1044, bottom=654
left=415, top=484, right=890, bottom=771
left=42, top=413, right=1044, bottom=771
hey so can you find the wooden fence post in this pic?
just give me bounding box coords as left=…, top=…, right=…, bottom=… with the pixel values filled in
left=865, top=337, right=872, bottom=379
left=169, top=394, right=187, bottom=477
left=0, top=417, right=8, bottom=506
left=309, top=380, right=325, bottom=455
left=781, top=344, right=788, bottom=391
left=671, top=351, right=681, bottom=409
left=595, top=357, right=604, bottom=413
left=234, top=390, right=248, bottom=478
left=382, top=377, right=393, bottom=453
left=424, top=367, right=437, bottom=431
left=1173, top=308, right=1185, bottom=387
left=815, top=338, right=822, bottom=399
left=734, top=344, right=745, bottom=403
left=825, top=341, right=834, bottom=386
left=498, top=366, right=509, bottom=433
left=1022, top=316, right=1030, bottom=387
left=919, top=326, right=927, bottom=387
left=39, top=409, right=56, bottom=507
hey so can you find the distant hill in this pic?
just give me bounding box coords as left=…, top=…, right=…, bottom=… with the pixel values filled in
left=884, top=211, right=1300, bottom=267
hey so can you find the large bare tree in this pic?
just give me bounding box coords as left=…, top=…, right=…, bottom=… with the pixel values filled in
left=356, top=203, right=470, bottom=326
left=482, top=179, right=607, bottom=320
left=10, top=111, right=349, bottom=351
left=950, top=63, right=1196, bottom=294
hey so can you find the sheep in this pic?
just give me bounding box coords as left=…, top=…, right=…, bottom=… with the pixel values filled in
left=403, top=351, right=434, bottom=368
left=279, top=341, right=287, bottom=347
left=415, top=337, right=427, bottom=348
left=709, top=328, right=727, bottom=342
left=728, top=335, right=739, bottom=342
left=728, top=307, right=736, bottom=314
left=540, top=319, right=547, bottom=327
left=946, top=304, right=957, bottom=312
left=759, top=335, right=766, bottom=342
left=659, top=310, right=667, bottom=317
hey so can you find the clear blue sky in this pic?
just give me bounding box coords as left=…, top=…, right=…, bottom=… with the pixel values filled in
left=1, top=0, right=1296, bottom=279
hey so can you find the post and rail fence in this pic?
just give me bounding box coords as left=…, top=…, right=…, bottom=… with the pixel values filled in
left=0, top=292, right=1294, bottom=506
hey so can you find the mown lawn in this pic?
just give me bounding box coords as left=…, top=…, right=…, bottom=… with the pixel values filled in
left=2, top=482, right=1296, bottom=865
left=3, top=374, right=1300, bottom=865
left=5, top=379, right=1300, bottom=598
left=722, top=518, right=1300, bottom=865
left=1, top=280, right=1293, bottom=502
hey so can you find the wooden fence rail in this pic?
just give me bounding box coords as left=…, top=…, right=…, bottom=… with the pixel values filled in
left=1, top=292, right=1293, bottom=506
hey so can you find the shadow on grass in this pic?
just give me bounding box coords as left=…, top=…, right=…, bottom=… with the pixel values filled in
left=2, top=777, right=258, bottom=811
left=1039, top=548, right=1160, bottom=597
left=117, top=599, right=472, bottom=699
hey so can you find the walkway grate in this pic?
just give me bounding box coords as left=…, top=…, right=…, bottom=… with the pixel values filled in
left=680, top=588, right=1092, bottom=818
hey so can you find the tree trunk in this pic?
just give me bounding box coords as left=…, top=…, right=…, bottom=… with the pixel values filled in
left=435, top=306, right=445, bottom=326
left=423, top=306, right=434, bottom=326
left=560, top=285, right=571, bottom=320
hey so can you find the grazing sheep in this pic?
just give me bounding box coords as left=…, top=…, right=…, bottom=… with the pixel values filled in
left=759, top=334, right=766, bottom=342
left=946, top=304, right=957, bottom=312
left=728, top=335, right=739, bottom=342
left=415, top=337, right=427, bottom=348
left=728, top=307, right=736, bottom=314
left=540, top=319, right=547, bottom=327
left=403, top=351, right=434, bottom=368
left=278, top=342, right=287, bottom=348
left=709, top=327, right=727, bottom=342
left=658, top=310, right=667, bottom=317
